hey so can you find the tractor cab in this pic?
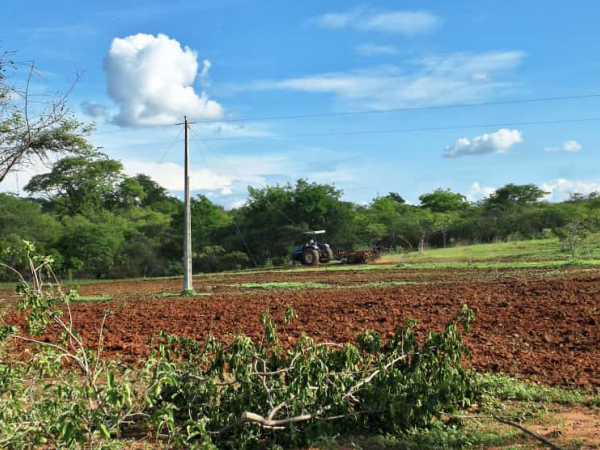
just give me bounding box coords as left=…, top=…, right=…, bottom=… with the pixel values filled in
left=291, top=230, right=334, bottom=266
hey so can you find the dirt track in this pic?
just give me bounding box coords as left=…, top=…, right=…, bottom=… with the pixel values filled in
left=3, top=266, right=600, bottom=386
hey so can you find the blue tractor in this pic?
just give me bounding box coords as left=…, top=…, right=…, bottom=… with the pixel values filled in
left=291, top=230, right=334, bottom=266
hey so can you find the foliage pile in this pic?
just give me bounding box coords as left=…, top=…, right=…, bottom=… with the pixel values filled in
left=0, top=247, right=476, bottom=448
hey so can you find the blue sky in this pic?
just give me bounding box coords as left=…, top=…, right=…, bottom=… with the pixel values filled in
left=2, top=0, right=600, bottom=207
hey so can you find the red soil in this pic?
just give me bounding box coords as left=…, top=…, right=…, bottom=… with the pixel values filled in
left=3, top=268, right=600, bottom=386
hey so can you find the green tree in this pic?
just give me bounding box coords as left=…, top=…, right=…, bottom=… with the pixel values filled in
left=134, top=174, right=181, bottom=215
left=484, top=184, right=548, bottom=210
left=0, top=193, right=62, bottom=246
left=419, top=188, right=467, bottom=213
left=238, top=180, right=356, bottom=264
left=59, top=213, right=127, bottom=278
left=0, top=52, right=94, bottom=184
left=24, top=153, right=126, bottom=215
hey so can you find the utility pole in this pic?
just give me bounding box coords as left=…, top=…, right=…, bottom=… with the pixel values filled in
left=183, top=116, right=194, bottom=293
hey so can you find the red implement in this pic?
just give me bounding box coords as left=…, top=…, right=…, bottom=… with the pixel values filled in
left=337, top=250, right=380, bottom=264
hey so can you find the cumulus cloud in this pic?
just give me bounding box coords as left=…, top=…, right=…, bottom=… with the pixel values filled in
left=204, top=122, right=275, bottom=138
left=312, top=9, right=440, bottom=35
left=229, top=199, right=247, bottom=209
left=465, top=182, right=496, bottom=202
left=355, top=43, right=399, bottom=56
left=122, top=160, right=232, bottom=193
left=541, top=179, right=600, bottom=201
left=443, top=129, right=523, bottom=158
left=544, top=140, right=582, bottom=153
left=244, top=51, right=526, bottom=111
left=103, top=33, right=224, bottom=127
left=81, top=101, right=109, bottom=119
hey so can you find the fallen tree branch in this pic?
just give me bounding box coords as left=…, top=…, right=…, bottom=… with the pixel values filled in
left=493, top=414, right=564, bottom=450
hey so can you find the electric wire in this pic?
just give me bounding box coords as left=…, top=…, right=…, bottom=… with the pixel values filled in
left=103, top=116, right=600, bottom=150
left=188, top=125, right=260, bottom=268
left=90, top=92, right=600, bottom=135
left=156, top=127, right=184, bottom=164
left=190, top=116, right=600, bottom=142
left=190, top=126, right=300, bottom=226
left=186, top=93, right=600, bottom=125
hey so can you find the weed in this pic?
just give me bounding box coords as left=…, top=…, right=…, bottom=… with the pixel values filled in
left=234, top=281, right=332, bottom=290
left=155, top=291, right=212, bottom=298
left=69, top=293, right=113, bottom=302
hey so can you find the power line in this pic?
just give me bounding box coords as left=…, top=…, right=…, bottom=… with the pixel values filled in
left=191, top=116, right=600, bottom=142
left=91, top=93, right=600, bottom=134
left=187, top=93, right=600, bottom=124
left=97, top=116, right=600, bottom=150
left=156, top=127, right=184, bottom=164
left=189, top=125, right=300, bottom=227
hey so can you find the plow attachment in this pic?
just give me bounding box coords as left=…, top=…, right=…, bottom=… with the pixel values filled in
left=337, top=250, right=380, bottom=264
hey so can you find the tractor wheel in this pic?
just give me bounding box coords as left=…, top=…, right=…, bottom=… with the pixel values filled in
left=302, top=248, right=320, bottom=266
left=323, top=247, right=334, bottom=262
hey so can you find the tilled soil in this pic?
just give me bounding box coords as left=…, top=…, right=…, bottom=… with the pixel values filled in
left=3, top=268, right=600, bottom=386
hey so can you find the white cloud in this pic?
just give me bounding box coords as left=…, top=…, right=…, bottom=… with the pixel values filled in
left=104, top=33, right=224, bottom=127
left=355, top=43, right=399, bottom=56
left=245, top=51, right=526, bottom=111
left=229, top=199, right=247, bottom=209
left=464, top=178, right=600, bottom=203
left=541, top=179, right=600, bottom=201
left=443, top=129, right=523, bottom=158
left=563, top=140, right=582, bottom=152
left=465, top=182, right=496, bottom=202
left=81, top=101, right=109, bottom=119
left=201, top=121, right=275, bottom=139
left=312, top=9, right=440, bottom=35
left=360, top=11, right=440, bottom=35
left=122, top=160, right=232, bottom=192
left=23, top=24, right=96, bottom=39
left=313, top=9, right=363, bottom=28
left=200, top=59, right=211, bottom=79
left=544, top=140, right=582, bottom=153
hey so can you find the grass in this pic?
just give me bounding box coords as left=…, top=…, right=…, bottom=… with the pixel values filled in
left=272, top=258, right=600, bottom=276
left=227, top=281, right=414, bottom=291
left=155, top=291, right=213, bottom=298
left=474, top=373, right=584, bottom=406
left=3, top=258, right=596, bottom=291
left=3, top=238, right=600, bottom=291
left=234, top=281, right=332, bottom=290
left=314, top=373, right=595, bottom=450
left=381, top=236, right=600, bottom=264
left=69, top=294, right=113, bottom=303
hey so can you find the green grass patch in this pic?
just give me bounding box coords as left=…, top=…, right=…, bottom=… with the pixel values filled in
left=313, top=373, right=590, bottom=450
left=69, top=294, right=113, bottom=303
left=234, top=281, right=332, bottom=290
left=350, top=281, right=413, bottom=288
left=381, top=236, right=600, bottom=264
left=336, top=422, right=521, bottom=450
left=155, top=291, right=213, bottom=298
left=474, top=373, right=584, bottom=406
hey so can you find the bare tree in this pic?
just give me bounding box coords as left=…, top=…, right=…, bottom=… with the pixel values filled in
left=0, top=49, right=94, bottom=184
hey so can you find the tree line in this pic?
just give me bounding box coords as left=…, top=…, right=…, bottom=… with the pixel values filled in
left=2, top=48, right=599, bottom=280
left=1, top=150, right=599, bottom=281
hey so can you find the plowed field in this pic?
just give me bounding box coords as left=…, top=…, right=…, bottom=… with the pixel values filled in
left=3, top=265, right=600, bottom=386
